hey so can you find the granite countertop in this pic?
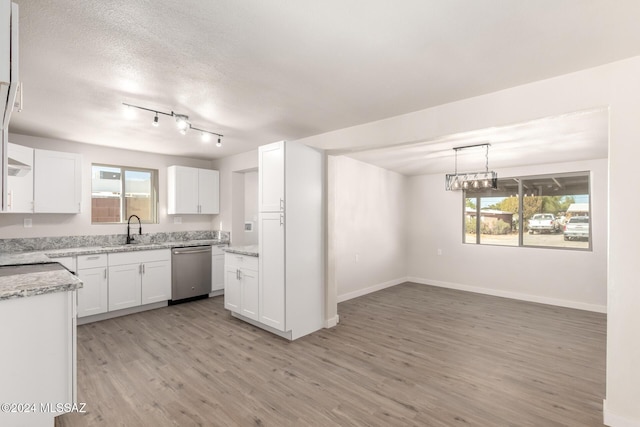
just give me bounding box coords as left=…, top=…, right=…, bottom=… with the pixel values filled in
left=223, top=245, right=259, bottom=257
left=0, top=239, right=228, bottom=301
left=0, top=263, right=82, bottom=301
left=43, top=239, right=228, bottom=259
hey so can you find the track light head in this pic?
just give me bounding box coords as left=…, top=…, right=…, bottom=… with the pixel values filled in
left=152, top=113, right=159, bottom=127
left=175, top=114, right=189, bottom=130
left=216, top=137, right=222, bottom=148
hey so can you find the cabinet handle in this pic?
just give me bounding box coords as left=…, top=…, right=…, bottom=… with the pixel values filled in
left=78, top=202, right=81, bottom=213
left=280, top=214, right=284, bottom=226
left=104, top=268, right=107, bottom=279
left=143, top=264, right=145, bottom=274
left=7, top=190, right=12, bottom=210
left=280, top=198, right=284, bottom=210
left=87, top=256, right=100, bottom=260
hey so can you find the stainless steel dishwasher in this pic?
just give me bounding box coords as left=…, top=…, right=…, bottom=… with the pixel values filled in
left=171, top=245, right=212, bottom=302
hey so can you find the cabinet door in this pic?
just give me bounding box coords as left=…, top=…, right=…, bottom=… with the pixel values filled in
left=198, top=169, right=219, bottom=214
left=141, top=260, right=171, bottom=304
left=212, top=254, right=225, bottom=292
left=258, top=141, right=285, bottom=212
left=224, top=266, right=241, bottom=313
left=241, top=268, right=260, bottom=321
left=34, top=149, right=82, bottom=213
left=167, top=165, right=199, bottom=214
left=6, top=143, right=33, bottom=213
left=259, top=212, right=286, bottom=330
left=77, top=267, right=108, bottom=317
left=108, top=264, right=141, bottom=311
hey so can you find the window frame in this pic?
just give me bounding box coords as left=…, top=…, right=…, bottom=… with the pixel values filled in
left=462, top=171, right=592, bottom=251
left=91, top=163, right=159, bottom=224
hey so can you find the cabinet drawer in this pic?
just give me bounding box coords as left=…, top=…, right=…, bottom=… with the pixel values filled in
left=225, top=253, right=258, bottom=271
left=77, top=254, right=107, bottom=269
left=109, top=249, right=171, bottom=266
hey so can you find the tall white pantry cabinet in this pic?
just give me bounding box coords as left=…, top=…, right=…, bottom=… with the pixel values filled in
left=256, top=140, right=324, bottom=340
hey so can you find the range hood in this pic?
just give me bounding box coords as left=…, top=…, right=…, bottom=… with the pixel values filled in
left=7, top=155, right=30, bottom=177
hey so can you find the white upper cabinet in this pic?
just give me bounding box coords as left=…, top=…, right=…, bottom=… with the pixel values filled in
left=0, top=1, right=19, bottom=129
left=167, top=165, right=219, bottom=214
left=6, top=142, right=33, bottom=212
left=198, top=168, right=219, bottom=214
left=258, top=141, right=284, bottom=212
left=33, top=148, right=82, bottom=213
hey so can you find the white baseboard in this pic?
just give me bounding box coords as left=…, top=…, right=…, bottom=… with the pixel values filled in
left=337, top=277, right=408, bottom=303
left=407, top=276, right=607, bottom=314
left=324, top=315, right=339, bottom=328
left=603, top=399, right=640, bottom=427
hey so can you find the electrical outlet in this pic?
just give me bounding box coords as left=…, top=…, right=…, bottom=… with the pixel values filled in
left=24, top=218, right=32, bottom=228
left=355, top=254, right=359, bottom=263
left=173, top=217, right=182, bottom=224
left=437, top=249, right=442, bottom=256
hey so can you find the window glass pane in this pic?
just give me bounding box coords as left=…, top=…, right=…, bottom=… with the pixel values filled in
left=91, top=165, right=122, bottom=223
left=522, top=174, right=589, bottom=249
left=91, top=164, right=158, bottom=224
left=124, top=170, right=154, bottom=222
left=465, top=179, right=519, bottom=247
left=464, top=173, right=590, bottom=250
left=464, top=198, right=478, bottom=244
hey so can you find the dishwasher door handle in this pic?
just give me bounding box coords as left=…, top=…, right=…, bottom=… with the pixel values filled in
left=173, top=247, right=212, bottom=255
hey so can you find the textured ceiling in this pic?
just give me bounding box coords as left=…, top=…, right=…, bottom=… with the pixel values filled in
left=7, top=1, right=640, bottom=161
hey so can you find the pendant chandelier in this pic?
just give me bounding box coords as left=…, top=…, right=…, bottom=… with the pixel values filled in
left=445, top=143, right=498, bottom=191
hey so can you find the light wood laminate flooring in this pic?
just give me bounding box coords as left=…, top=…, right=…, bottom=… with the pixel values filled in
left=57, top=283, right=606, bottom=426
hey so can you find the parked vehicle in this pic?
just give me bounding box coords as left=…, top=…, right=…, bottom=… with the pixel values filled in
left=564, top=216, right=589, bottom=241
left=527, top=213, right=560, bottom=234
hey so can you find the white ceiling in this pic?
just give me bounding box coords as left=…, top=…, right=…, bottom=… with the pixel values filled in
left=347, top=108, right=609, bottom=176
left=7, top=1, right=639, bottom=162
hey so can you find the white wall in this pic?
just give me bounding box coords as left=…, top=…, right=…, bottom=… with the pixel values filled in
left=243, top=171, right=258, bottom=245
left=332, top=156, right=406, bottom=302
left=406, top=158, right=607, bottom=312
left=296, top=56, right=640, bottom=426
left=211, top=149, right=258, bottom=245
left=0, top=134, right=215, bottom=238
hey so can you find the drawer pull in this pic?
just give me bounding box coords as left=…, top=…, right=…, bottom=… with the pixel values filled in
left=86, top=256, right=100, bottom=260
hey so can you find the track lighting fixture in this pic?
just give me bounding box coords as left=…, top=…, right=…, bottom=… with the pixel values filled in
left=122, top=102, right=224, bottom=145
left=445, top=143, right=498, bottom=191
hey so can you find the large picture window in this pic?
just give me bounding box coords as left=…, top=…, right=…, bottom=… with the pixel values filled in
left=464, top=172, right=590, bottom=250
left=91, top=164, right=158, bottom=224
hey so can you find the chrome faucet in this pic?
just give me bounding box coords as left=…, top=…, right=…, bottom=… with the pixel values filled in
left=126, top=214, right=142, bottom=244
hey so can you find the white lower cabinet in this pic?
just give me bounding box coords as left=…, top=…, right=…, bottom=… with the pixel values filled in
left=107, top=263, right=142, bottom=311
left=141, top=260, right=172, bottom=304
left=211, top=245, right=226, bottom=292
left=108, top=249, right=171, bottom=311
left=76, top=254, right=109, bottom=318
left=224, top=253, right=259, bottom=321
left=75, top=249, right=171, bottom=319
